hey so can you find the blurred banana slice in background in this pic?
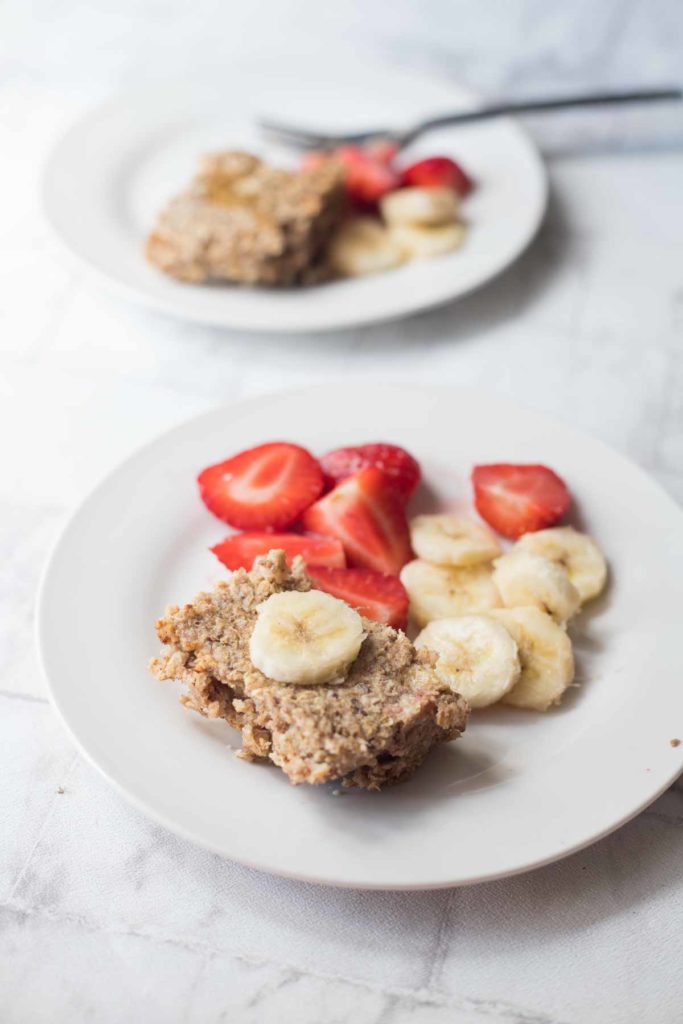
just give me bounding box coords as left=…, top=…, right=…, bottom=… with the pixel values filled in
left=380, top=186, right=459, bottom=226
left=389, top=221, right=466, bottom=259
left=328, top=217, right=404, bottom=277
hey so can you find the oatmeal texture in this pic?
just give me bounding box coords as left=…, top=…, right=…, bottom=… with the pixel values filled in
left=146, top=151, right=344, bottom=286
left=150, top=551, right=469, bottom=789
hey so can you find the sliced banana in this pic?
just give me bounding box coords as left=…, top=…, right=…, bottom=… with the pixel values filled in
left=328, top=217, right=404, bottom=277
left=415, top=615, right=520, bottom=709
left=399, top=559, right=501, bottom=628
left=249, top=590, right=365, bottom=685
left=493, top=550, right=580, bottom=623
left=389, top=221, right=465, bottom=260
left=490, top=607, right=574, bottom=711
left=380, top=186, right=459, bottom=227
left=516, top=527, right=607, bottom=603
left=410, top=513, right=501, bottom=568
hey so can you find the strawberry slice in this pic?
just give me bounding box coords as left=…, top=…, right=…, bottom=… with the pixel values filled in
left=198, top=442, right=323, bottom=530
left=471, top=464, right=571, bottom=539
left=400, top=156, right=473, bottom=197
left=336, top=146, right=401, bottom=206
left=302, top=144, right=401, bottom=206
left=211, top=532, right=345, bottom=571
left=300, top=151, right=328, bottom=172
left=320, top=443, right=421, bottom=503
left=364, top=139, right=400, bottom=165
left=301, top=467, right=413, bottom=575
left=306, top=565, right=409, bottom=630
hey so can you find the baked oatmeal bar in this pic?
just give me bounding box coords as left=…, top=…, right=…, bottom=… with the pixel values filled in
left=145, top=151, right=344, bottom=286
left=150, top=551, right=468, bottom=789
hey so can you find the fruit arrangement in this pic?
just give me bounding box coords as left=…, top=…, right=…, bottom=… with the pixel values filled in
left=197, top=441, right=607, bottom=713
left=303, top=144, right=473, bottom=278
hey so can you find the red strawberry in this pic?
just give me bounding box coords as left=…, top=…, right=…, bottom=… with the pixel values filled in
left=211, top=532, right=345, bottom=571
left=198, top=442, right=323, bottom=530
left=471, top=464, right=571, bottom=539
left=300, top=151, right=328, bottom=172
left=301, top=467, right=413, bottom=575
left=301, top=145, right=400, bottom=206
left=364, top=139, right=400, bottom=165
left=306, top=565, right=409, bottom=630
left=320, top=443, right=421, bottom=502
left=335, top=145, right=401, bottom=205
left=400, top=156, right=473, bottom=197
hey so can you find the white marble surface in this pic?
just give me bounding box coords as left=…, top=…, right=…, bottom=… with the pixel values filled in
left=2, top=1, right=683, bottom=1021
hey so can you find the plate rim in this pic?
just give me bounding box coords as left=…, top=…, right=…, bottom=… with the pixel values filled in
left=41, top=68, right=548, bottom=333
left=35, top=383, right=683, bottom=889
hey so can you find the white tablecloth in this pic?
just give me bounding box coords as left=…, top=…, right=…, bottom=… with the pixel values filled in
left=2, top=2, right=683, bottom=1021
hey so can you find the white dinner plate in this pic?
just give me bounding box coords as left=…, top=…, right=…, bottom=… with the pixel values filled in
left=42, top=58, right=546, bottom=332
left=37, top=384, right=683, bottom=889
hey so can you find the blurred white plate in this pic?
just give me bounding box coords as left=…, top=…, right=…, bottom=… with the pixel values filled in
left=37, top=384, right=683, bottom=889
left=42, top=59, right=546, bottom=332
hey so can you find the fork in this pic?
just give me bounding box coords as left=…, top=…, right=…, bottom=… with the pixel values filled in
left=259, top=86, right=682, bottom=151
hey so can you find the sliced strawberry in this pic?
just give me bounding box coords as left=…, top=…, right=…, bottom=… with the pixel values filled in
left=211, top=532, right=346, bottom=571
left=471, top=464, right=571, bottom=540
left=364, top=139, right=400, bottom=165
left=400, top=156, right=473, bottom=197
left=320, top=443, right=421, bottom=502
left=300, top=151, right=328, bottom=172
left=301, top=145, right=400, bottom=206
left=306, top=565, right=409, bottom=630
left=334, top=146, right=401, bottom=206
left=198, top=442, right=323, bottom=530
left=301, top=467, right=413, bottom=575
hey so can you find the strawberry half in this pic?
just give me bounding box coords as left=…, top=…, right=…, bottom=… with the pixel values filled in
left=336, top=146, right=401, bottom=206
left=301, top=467, right=413, bottom=575
left=211, top=532, right=345, bottom=571
left=302, top=144, right=401, bottom=206
left=364, top=139, right=400, bottom=165
left=306, top=565, right=409, bottom=630
left=320, top=443, right=421, bottom=503
left=400, top=156, right=473, bottom=197
left=471, top=464, right=571, bottom=540
left=198, top=442, right=323, bottom=530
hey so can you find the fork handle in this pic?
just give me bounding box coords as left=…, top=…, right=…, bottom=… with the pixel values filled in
left=404, top=87, right=683, bottom=144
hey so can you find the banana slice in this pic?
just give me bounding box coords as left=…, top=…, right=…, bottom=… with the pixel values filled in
left=516, top=526, right=607, bottom=603
left=493, top=550, right=580, bottom=623
left=399, top=559, right=501, bottom=628
left=410, top=513, right=501, bottom=567
left=380, top=186, right=459, bottom=227
left=490, top=607, right=574, bottom=711
left=249, top=590, right=365, bottom=685
left=389, top=221, right=465, bottom=260
left=415, top=615, right=520, bottom=709
left=328, top=217, right=404, bottom=277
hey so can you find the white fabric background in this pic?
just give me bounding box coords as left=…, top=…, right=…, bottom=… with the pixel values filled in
left=2, top=1, right=683, bottom=1021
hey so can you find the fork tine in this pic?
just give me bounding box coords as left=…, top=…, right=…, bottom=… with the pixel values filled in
left=258, top=117, right=387, bottom=150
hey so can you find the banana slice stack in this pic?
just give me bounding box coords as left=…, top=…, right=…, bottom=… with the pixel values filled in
left=401, top=517, right=607, bottom=712
left=381, top=187, right=465, bottom=260
left=328, top=187, right=465, bottom=278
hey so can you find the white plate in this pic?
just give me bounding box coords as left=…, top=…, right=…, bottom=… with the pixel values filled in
left=37, top=384, right=683, bottom=889
left=42, top=59, right=546, bottom=332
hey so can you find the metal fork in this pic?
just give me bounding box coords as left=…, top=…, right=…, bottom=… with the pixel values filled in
left=259, top=86, right=682, bottom=151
